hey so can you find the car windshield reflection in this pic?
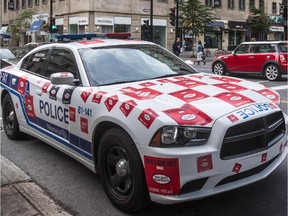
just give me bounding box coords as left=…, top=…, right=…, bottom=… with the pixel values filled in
left=79, top=44, right=196, bottom=86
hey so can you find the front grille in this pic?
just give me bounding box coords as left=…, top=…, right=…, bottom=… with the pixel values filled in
left=220, top=111, right=285, bottom=160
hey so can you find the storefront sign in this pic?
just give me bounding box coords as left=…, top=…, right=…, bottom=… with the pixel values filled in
left=269, top=26, right=284, bottom=32
left=228, top=21, right=247, bottom=31
left=95, top=17, right=114, bottom=26
left=78, top=17, right=88, bottom=25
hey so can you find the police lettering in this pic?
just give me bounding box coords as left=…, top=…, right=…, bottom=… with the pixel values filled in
left=236, top=103, right=275, bottom=119
left=39, top=100, right=69, bottom=124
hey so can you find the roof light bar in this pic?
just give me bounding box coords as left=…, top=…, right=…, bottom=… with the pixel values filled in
left=56, top=33, right=131, bottom=41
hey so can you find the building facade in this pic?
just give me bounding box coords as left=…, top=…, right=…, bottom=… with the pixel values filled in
left=0, top=0, right=285, bottom=51
left=201, top=0, right=284, bottom=51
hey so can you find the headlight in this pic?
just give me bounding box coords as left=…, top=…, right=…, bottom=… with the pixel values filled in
left=150, top=126, right=211, bottom=147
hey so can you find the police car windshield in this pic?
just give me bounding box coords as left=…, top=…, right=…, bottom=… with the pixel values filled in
left=79, top=44, right=196, bottom=86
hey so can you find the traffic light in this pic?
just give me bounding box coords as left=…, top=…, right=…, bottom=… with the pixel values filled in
left=170, top=7, right=175, bottom=26
left=50, top=18, right=58, bottom=33
left=143, top=19, right=149, bottom=29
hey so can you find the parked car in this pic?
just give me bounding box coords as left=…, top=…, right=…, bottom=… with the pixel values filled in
left=1, top=33, right=287, bottom=213
left=0, top=48, right=18, bottom=69
left=212, top=41, right=288, bottom=81
left=24, top=42, right=50, bottom=51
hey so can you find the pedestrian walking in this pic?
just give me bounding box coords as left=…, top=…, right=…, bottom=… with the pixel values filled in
left=196, top=40, right=205, bottom=65
left=172, top=37, right=182, bottom=57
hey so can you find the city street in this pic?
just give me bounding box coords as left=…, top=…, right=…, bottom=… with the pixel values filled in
left=1, top=62, right=287, bottom=216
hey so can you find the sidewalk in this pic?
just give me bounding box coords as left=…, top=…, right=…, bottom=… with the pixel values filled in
left=1, top=155, right=72, bottom=216
left=179, top=50, right=214, bottom=62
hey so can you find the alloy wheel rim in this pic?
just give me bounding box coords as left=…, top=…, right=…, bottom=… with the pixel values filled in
left=266, top=66, right=278, bottom=80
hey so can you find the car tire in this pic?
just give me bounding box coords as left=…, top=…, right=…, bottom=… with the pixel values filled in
left=98, top=128, right=150, bottom=213
left=2, top=94, right=24, bottom=140
left=264, top=64, right=281, bottom=81
left=213, top=62, right=226, bottom=75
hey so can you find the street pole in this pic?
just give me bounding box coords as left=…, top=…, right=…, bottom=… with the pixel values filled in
left=49, top=0, right=53, bottom=41
left=175, top=0, right=179, bottom=38
left=150, top=0, right=153, bottom=42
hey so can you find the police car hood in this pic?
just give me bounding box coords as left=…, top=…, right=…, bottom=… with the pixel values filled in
left=99, top=73, right=280, bottom=127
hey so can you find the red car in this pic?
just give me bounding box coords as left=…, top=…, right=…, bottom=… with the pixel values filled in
left=212, top=41, right=288, bottom=81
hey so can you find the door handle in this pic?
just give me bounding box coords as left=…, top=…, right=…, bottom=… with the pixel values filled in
left=36, top=90, right=42, bottom=96
left=249, top=56, right=254, bottom=59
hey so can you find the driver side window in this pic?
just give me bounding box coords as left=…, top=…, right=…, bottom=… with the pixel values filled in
left=45, top=49, right=79, bottom=80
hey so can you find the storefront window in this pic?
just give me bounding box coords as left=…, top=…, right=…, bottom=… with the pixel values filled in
left=204, top=31, right=222, bottom=49
left=101, top=26, right=113, bottom=33
left=114, top=25, right=131, bottom=33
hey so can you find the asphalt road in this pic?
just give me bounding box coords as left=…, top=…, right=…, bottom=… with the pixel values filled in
left=1, top=65, right=287, bottom=216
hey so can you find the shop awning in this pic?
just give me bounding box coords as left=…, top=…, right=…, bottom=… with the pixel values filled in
left=228, top=21, right=248, bottom=31
left=206, top=21, right=225, bottom=30
left=28, top=20, right=45, bottom=32
left=0, top=33, right=11, bottom=39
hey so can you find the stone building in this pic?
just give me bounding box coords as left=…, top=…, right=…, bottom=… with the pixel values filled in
left=0, top=0, right=285, bottom=51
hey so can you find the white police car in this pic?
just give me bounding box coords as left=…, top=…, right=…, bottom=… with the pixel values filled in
left=1, top=33, right=287, bottom=213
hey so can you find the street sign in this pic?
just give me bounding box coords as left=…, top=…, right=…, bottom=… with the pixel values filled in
left=143, top=9, right=150, bottom=12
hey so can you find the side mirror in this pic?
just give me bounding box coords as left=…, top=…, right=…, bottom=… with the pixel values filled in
left=232, top=51, right=236, bottom=56
left=50, top=72, right=74, bottom=85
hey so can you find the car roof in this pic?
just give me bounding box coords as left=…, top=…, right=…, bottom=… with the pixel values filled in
left=35, top=38, right=155, bottom=50
left=240, top=41, right=288, bottom=45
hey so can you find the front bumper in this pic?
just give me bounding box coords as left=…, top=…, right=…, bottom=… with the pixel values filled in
left=139, top=109, right=288, bottom=204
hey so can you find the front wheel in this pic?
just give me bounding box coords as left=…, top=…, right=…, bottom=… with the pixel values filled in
left=264, top=64, right=281, bottom=81
left=213, top=62, right=226, bottom=75
left=2, top=94, right=24, bottom=140
left=98, top=128, right=150, bottom=213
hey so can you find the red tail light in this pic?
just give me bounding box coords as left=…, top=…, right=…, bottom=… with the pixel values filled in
left=280, top=54, right=287, bottom=63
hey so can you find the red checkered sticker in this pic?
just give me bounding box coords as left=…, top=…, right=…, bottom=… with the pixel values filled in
left=78, top=40, right=105, bottom=45
left=104, top=95, right=119, bottom=112
left=80, top=117, right=88, bottom=134
left=215, top=92, right=254, bottom=107
left=170, top=89, right=209, bottom=102
left=256, top=88, right=280, bottom=104
left=232, top=163, right=242, bottom=173
left=119, top=100, right=138, bottom=117
left=69, top=107, right=76, bottom=122
left=227, top=114, right=239, bottom=123
left=174, top=79, right=206, bottom=88
left=157, top=78, right=173, bottom=83
left=214, top=83, right=246, bottom=92
left=197, top=154, right=213, bottom=173
left=92, top=91, right=107, bottom=104
left=163, top=104, right=212, bottom=126
left=212, top=77, right=241, bottom=83
left=25, top=95, right=36, bottom=118
left=261, top=153, right=267, bottom=163
left=60, top=72, right=69, bottom=77
left=144, top=156, right=180, bottom=196
left=80, top=90, right=92, bottom=103
left=138, top=108, right=159, bottom=129
left=120, top=86, right=138, bottom=93
left=139, top=82, right=156, bottom=87
left=123, top=88, right=162, bottom=100
left=174, top=76, right=191, bottom=81
left=42, top=82, right=51, bottom=93
left=18, top=77, right=27, bottom=95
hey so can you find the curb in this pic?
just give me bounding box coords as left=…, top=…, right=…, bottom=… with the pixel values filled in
left=1, top=156, right=72, bottom=216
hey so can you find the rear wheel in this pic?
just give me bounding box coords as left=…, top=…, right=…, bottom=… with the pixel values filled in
left=213, top=62, right=226, bottom=75
left=2, top=94, right=24, bottom=139
left=98, top=128, right=150, bottom=213
left=264, top=64, right=281, bottom=81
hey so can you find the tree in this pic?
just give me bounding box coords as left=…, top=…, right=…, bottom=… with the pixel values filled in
left=179, top=0, right=217, bottom=56
left=10, top=9, right=36, bottom=46
left=246, top=7, right=270, bottom=40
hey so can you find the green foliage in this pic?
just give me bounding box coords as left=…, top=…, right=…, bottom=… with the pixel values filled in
left=10, top=9, right=36, bottom=40
left=246, top=7, right=270, bottom=34
left=179, top=0, right=217, bottom=36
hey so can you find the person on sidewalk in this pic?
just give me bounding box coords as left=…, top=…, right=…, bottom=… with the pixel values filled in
left=172, top=37, right=182, bottom=57
left=196, top=40, right=205, bottom=65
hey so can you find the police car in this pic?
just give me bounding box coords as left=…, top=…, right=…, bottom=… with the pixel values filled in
left=1, top=33, right=287, bottom=213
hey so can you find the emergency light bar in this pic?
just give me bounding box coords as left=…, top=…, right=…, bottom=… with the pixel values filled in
left=56, top=32, right=131, bottom=41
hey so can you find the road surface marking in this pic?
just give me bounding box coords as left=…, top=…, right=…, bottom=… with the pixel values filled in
left=271, top=85, right=288, bottom=91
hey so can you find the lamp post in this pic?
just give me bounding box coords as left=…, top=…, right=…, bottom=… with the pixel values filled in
left=49, top=0, right=53, bottom=41
left=150, top=0, right=153, bottom=42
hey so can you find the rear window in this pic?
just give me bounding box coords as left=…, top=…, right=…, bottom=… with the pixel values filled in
left=278, top=43, right=288, bottom=52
